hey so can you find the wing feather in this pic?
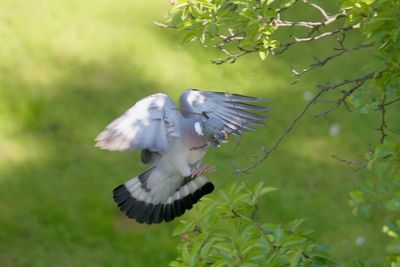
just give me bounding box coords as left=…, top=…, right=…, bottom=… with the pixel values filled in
left=180, top=89, right=267, bottom=135
left=96, top=93, right=181, bottom=152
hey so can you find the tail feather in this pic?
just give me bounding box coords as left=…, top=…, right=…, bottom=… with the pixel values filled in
left=113, top=170, right=214, bottom=224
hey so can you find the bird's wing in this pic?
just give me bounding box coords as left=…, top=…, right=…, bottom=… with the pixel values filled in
left=95, top=93, right=182, bottom=152
left=179, top=89, right=267, bottom=136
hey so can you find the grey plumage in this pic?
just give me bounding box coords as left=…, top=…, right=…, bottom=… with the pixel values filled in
left=96, top=89, right=267, bottom=224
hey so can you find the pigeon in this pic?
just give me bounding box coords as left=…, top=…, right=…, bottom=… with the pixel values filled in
left=95, top=89, right=267, bottom=224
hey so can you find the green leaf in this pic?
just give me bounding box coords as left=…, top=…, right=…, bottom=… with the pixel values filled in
left=259, top=51, right=267, bottom=60
left=287, top=218, right=308, bottom=234
left=241, top=239, right=262, bottom=256
left=200, top=240, right=214, bottom=259
left=214, top=242, right=234, bottom=254
left=353, top=258, right=366, bottom=267
left=182, top=245, right=191, bottom=265
left=386, top=196, right=400, bottom=211
left=173, top=219, right=195, bottom=236
left=290, top=249, right=303, bottom=267
left=387, top=240, right=400, bottom=254
left=181, top=30, right=198, bottom=44
left=260, top=186, right=279, bottom=196
left=169, top=260, right=182, bottom=267
left=282, top=236, right=307, bottom=249
left=240, top=263, right=259, bottom=267
left=210, top=260, right=228, bottom=267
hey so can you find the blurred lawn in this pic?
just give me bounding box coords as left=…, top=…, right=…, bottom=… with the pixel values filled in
left=0, top=0, right=392, bottom=266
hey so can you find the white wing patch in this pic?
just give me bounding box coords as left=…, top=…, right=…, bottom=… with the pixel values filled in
left=194, top=122, right=204, bottom=136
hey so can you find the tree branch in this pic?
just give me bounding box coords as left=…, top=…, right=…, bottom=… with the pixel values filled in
left=291, top=36, right=373, bottom=83
left=234, top=72, right=375, bottom=174
left=211, top=49, right=257, bottom=65
left=379, top=96, right=400, bottom=107
left=314, top=72, right=375, bottom=117
left=234, top=88, right=326, bottom=174
left=331, top=155, right=367, bottom=166
left=276, top=23, right=359, bottom=55
left=205, top=1, right=354, bottom=64
left=378, top=91, right=388, bottom=144
left=273, top=10, right=347, bottom=28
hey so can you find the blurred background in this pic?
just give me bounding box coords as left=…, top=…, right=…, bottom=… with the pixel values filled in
left=0, top=0, right=388, bottom=266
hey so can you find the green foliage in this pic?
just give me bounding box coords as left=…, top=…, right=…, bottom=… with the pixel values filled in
left=350, top=141, right=400, bottom=265
left=162, top=0, right=400, bottom=265
left=164, top=0, right=295, bottom=61
left=347, top=0, right=400, bottom=113
left=170, top=182, right=335, bottom=267
left=345, top=1, right=400, bottom=265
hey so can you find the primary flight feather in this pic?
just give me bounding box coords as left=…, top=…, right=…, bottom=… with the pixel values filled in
left=95, top=89, right=267, bottom=224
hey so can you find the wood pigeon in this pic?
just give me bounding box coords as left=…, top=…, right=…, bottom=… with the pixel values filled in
left=95, top=89, right=267, bottom=224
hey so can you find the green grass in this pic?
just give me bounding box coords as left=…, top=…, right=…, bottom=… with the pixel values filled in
left=0, top=0, right=394, bottom=266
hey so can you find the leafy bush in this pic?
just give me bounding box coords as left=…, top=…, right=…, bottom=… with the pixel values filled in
left=160, top=0, right=400, bottom=265
left=169, top=182, right=335, bottom=267
left=350, top=141, right=400, bottom=264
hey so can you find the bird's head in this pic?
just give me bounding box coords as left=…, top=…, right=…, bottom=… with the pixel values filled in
left=203, top=117, right=228, bottom=147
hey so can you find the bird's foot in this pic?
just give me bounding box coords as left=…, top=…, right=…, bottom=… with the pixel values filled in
left=191, top=165, right=216, bottom=176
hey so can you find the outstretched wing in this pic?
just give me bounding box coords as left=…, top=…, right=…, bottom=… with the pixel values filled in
left=179, top=89, right=267, bottom=136
left=96, top=93, right=182, bottom=152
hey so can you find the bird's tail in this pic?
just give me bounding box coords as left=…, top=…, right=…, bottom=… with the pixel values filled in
left=113, top=168, right=214, bottom=224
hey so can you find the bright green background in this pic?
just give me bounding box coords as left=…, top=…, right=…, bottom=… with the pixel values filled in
left=0, top=0, right=391, bottom=266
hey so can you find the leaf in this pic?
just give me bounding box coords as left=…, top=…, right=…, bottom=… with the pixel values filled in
left=240, top=263, right=259, bottom=267
left=169, top=261, right=182, bottom=267
left=290, top=249, right=303, bottom=267
left=259, top=51, right=267, bottom=60
left=200, top=240, right=214, bottom=259
left=353, top=258, right=366, bottom=267
left=182, top=245, right=191, bottom=265
left=260, top=186, right=279, bottom=196
left=282, top=236, right=307, bottom=249
left=181, top=30, right=198, bottom=44
left=387, top=240, right=400, bottom=254
left=286, top=218, right=308, bottom=234
left=272, top=228, right=284, bottom=244
left=173, top=219, right=195, bottom=236
left=386, top=196, right=400, bottom=211
left=241, top=239, right=262, bottom=256
left=210, top=260, right=228, bottom=267
left=214, top=242, right=234, bottom=254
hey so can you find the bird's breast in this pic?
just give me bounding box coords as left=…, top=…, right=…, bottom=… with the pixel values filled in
left=181, top=131, right=208, bottom=165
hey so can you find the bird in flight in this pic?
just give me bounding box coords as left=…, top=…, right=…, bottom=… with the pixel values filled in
left=95, top=89, right=267, bottom=224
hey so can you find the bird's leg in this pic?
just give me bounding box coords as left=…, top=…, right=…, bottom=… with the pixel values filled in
left=191, top=165, right=217, bottom=176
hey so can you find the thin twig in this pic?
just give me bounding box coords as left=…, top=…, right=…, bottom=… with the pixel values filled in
left=379, top=96, right=400, bottom=107
left=273, top=10, right=347, bottom=28
left=250, top=203, right=268, bottom=235
left=292, top=40, right=373, bottom=83
left=276, top=24, right=359, bottom=55
left=332, top=154, right=367, bottom=175
left=207, top=2, right=352, bottom=64
left=378, top=91, right=387, bottom=144
left=234, top=73, right=375, bottom=174
left=346, top=166, right=366, bottom=175
left=153, top=21, right=177, bottom=29
left=331, top=155, right=367, bottom=165
left=303, top=0, right=329, bottom=19
left=315, top=72, right=375, bottom=117
left=211, top=49, right=257, bottom=65
left=234, top=89, right=326, bottom=174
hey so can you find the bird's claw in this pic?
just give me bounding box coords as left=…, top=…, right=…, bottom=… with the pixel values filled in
left=191, top=165, right=217, bottom=176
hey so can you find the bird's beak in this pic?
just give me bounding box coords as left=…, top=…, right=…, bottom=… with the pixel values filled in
left=212, top=130, right=229, bottom=146
left=218, top=130, right=229, bottom=143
